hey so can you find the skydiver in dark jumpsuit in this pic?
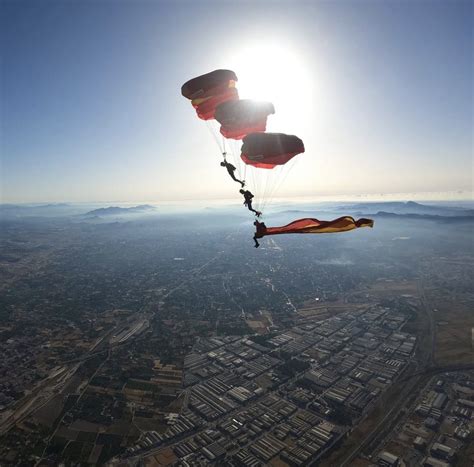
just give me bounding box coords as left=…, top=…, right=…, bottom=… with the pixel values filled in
left=220, top=158, right=245, bottom=187
left=240, top=189, right=261, bottom=217
left=253, top=220, right=267, bottom=248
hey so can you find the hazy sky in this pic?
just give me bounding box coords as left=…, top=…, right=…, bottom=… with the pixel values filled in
left=1, top=0, right=472, bottom=203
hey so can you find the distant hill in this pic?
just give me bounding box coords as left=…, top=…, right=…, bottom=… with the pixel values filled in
left=0, top=202, right=71, bottom=211
left=0, top=203, right=86, bottom=218
left=269, top=201, right=474, bottom=226
left=373, top=211, right=474, bottom=223
left=275, top=201, right=473, bottom=218
left=84, top=205, right=156, bottom=216
left=336, top=201, right=472, bottom=217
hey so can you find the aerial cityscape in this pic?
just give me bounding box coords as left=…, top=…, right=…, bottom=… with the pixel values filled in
left=0, top=201, right=472, bottom=466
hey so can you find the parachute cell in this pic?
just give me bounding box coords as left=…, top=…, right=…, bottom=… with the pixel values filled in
left=214, top=100, right=275, bottom=140
left=241, top=132, right=305, bottom=169
left=181, top=70, right=238, bottom=120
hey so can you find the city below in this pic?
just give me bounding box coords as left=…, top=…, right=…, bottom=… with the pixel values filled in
left=0, top=200, right=473, bottom=466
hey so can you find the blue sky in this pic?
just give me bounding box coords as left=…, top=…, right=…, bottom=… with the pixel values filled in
left=1, top=0, right=472, bottom=203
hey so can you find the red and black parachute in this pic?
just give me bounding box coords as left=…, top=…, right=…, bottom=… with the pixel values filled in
left=214, top=100, right=275, bottom=139
left=241, top=132, right=305, bottom=169
left=181, top=69, right=238, bottom=120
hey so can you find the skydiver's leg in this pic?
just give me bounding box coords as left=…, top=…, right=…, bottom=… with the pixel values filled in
left=228, top=171, right=245, bottom=187
left=253, top=236, right=260, bottom=248
left=247, top=203, right=261, bottom=216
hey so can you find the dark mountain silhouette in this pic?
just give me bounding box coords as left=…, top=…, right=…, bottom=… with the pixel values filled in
left=373, top=211, right=474, bottom=223
left=336, top=201, right=471, bottom=216
left=275, top=201, right=472, bottom=218
left=84, top=205, right=156, bottom=216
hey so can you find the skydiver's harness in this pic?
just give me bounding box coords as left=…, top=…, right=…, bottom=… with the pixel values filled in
left=253, top=222, right=267, bottom=248
left=254, top=221, right=267, bottom=239
left=220, top=153, right=232, bottom=171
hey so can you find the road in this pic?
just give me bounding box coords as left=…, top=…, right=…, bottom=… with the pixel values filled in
left=338, top=362, right=419, bottom=467
left=417, top=277, right=435, bottom=366
left=0, top=364, right=79, bottom=437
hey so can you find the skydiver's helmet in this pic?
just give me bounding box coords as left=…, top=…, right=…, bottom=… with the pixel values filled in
left=220, top=162, right=226, bottom=166
left=239, top=189, right=245, bottom=194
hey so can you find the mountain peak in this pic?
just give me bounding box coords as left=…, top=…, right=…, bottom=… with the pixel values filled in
left=84, top=205, right=156, bottom=216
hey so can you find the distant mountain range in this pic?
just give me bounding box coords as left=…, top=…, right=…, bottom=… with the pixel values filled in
left=1, top=201, right=472, bottom=223
left=84, top=205, right=156, bottom=216
left=373, top=211, right=474, bottom=222
left=335, top=201, right=473, bottom=217
left=276, top=201, right=473, bottom=219
left=0, top=203, right=157, bottom=219
left=0, top=203, right=86, bottom=218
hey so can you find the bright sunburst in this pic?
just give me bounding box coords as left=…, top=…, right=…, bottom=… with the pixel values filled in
left=228, top=41, right=314, bottom=134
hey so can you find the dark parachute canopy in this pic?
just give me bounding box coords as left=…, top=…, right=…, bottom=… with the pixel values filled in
left=181, top=69, right=238, bottom=120
left=241, top=132, right=305, bottom=169
left=214, top=100, right=275, bottom=140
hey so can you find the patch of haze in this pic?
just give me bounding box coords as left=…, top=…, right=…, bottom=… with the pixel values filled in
left=315, top=258, right=354, bottom=266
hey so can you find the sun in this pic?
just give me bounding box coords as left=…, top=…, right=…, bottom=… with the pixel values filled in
left=227, top=41, right=314, bottom=135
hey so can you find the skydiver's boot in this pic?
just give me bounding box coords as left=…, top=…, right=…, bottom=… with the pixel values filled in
left=253, top=236, right=260, bottom=248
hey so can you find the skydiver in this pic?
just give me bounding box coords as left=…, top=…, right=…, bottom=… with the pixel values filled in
left=220, top=158, right=245, bottom=187
left=240, top=189, right=262, bottom=217
left=253, top=220, right=267, bottom=248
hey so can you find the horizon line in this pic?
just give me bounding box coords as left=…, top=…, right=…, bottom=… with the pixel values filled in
left=1, top=190, right=473, bottom=207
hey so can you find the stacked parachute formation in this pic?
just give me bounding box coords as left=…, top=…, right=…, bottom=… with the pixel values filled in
left=181, top=69, right=374, bottom=247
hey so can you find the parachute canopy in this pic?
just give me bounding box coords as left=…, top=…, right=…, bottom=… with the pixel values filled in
left=255, top=217, right=374, bottom=238
left=241, top=132, right=305, bottom=169
left=214, top=100, right=275, bottom=140
left=181, top=69, right=238, bottom=120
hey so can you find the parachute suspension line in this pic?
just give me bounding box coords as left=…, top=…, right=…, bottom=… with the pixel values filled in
left=205, top=120, right=224, bottom=154
left=259, top=166, right=278, bottom=213
left=230, top=139, right=244, bottom=180
left=251, top=166, right=266, bottom=215
left=255, top=169, right=268, bottom=212
left=222, top=135, right=226, bottom=158
left=255, top=169, right=264, bottom=213
left=262, top=166, right=289, bottom=213
left=260, top=167, right=281, bottom=214
left=261, top=156, right=301, bottom=213
left=260, top=168, right=275, bottom=212
left=251, top=167, right=262, bottom=212
left=221, top=136, right=227, bottom=163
